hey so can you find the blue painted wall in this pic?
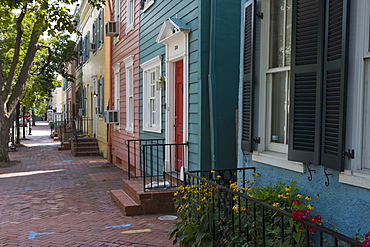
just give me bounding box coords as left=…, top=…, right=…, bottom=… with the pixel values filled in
left=139, top=0, right=242, bottom=172
left=240, top=158, right=370, bottom=238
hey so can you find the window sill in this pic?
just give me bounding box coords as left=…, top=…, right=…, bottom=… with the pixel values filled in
left=125, top=24, right=134, bottom=34
left=252, top=151, right=305, bottom=173
left=143, top=127, right=161, bottom=134
left=125, top=127, right=133, bottom=134
left=339, top=169, right=370, bottom=190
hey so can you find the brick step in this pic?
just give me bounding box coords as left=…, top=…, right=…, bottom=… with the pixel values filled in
left=110, top=178, right=177, bottom=216
left=70, top=137, right=100, bottom=157
left=110, top=189, right=141, bottom=216
left=58, top=142, right=71, bottom=151
left=73, top=152, right=100, bottom=157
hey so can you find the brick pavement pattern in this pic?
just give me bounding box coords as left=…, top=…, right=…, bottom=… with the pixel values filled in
left=0, top=122, right=179, bottom=247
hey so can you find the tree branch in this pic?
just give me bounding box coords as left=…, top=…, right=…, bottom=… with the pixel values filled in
left=3, top=3, right=28, bottom=102
left=6, top=19, right=42, bottom=116
left=30, top=44, right=52, bottom=76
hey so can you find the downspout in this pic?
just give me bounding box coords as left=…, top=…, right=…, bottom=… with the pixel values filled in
left=106, top=0, right=113, bottom=163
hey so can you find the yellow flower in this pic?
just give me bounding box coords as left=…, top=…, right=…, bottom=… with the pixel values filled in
left=307, top=204, right=314, bottom=210
left=185, top=204, right=190, bottom=208
left=285, top=186, right=291, bottom=192
left=246, top=188, right=252, bottom=192
left=183, top=195, right=189, bottom=200
left=233, top=196, right=238, bottom=200
left=255, top=173, right=261, bottom=177
left=211, top=170, right=216, bottom=173
left=217, top=175, right=222, bottom=178
left=174, top=192, right=179, bottom=196
left=278, top=194, right=284, bottom=198
left=297, top=193, right=303, bottom=198
left=197, top=206, right=201, bottom=210
left=285, top=192, right=292, bottom=196
left=249, top=194, right=254, bottom=198
left=232, top=204, right=239, bottom=211
left=241, top=206, right=246, bottom=211
left=178, top=185, right=184, bottom=190
left=305, top=196, right=312, bottom=201
left=314, top=194, right=320, bottom=199
left=272, top=202, right=280, bottom=207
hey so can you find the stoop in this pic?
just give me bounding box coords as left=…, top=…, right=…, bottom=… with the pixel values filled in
left=110, top=178, right=178, bottom=216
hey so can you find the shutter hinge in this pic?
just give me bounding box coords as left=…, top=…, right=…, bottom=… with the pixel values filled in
left=256, top=12, right=263, bottom=19
left=342, top=149, right=355, bottom=159
left=252, top=137, right=260, bottom=144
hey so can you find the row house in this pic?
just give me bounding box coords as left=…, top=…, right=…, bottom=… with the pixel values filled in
left=64, top=0, right=369, bottom=238
left=238, top=0, right=369, bottom=237
left=74, top=1, right=109, bottom=157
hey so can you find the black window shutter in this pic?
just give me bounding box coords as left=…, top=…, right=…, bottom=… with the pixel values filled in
left=241, top=1, right=255, bottom=152
left=289, top=0, right=324, bottom=164
left=320, top=0, right=349, bottom=171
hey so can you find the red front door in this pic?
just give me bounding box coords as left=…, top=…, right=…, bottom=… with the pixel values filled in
left=175, top=60, right=184, bottom=170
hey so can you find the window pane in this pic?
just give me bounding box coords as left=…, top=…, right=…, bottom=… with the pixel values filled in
left=269, top=0, right=292, bottom=68
left=269, top=0, right=285, bottom=68
left=271, top=72, right=287, bottom=144
left=285, top=0, right=292, bottom=66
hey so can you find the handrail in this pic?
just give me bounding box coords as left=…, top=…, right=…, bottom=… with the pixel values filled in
left=183, top=171, right=363, bottom=246
left=141, top=142, right=188, bottom=192
left=125, top=139, right=165, bottom=180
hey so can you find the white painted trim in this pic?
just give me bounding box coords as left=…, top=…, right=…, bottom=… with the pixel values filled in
left=125, top=0, right=134, bottom=34
left=253, top=151, right=305, bottom=173
left=142, top=0, right=154, bottom=12
left=162, top=33, right=189, bottom=172
left=123, top=56, right=134, bottom=134
left=339, top=169, right=370, bottom=190
left=140, top=56, right=162, bottom=133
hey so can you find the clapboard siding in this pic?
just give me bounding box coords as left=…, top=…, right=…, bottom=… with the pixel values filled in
left=110, top=0, right=141, bottom=169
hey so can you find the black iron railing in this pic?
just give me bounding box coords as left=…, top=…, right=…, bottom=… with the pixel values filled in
left=141, top=142, right=188, bottom=191
left=59, top=117, right=94, bottom=149
left=125, top=139, right=165, bottom=180
left=181, top=171, right=362, bottom=247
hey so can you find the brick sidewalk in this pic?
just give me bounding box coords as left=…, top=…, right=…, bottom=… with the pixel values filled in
left=0, top=122, right=179, bottom=247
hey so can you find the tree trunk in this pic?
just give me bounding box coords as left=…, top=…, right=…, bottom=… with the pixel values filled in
left=0, top=117, right=11, bottom=162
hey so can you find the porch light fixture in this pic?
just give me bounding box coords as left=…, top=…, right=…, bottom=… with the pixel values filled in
left=156, top=76, right=165, bottom=90
left=93, top=91, right=98, bottom=97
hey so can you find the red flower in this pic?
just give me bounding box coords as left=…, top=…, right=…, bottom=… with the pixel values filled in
left=315, top=215, right=323, bottom=223
left=294, top=200, right=302, bottom=205
left=309, top=217, right=317, bottom=223
left=308, top=227, right=317, bottom=234
left=292, top=210, right=307, bottom=219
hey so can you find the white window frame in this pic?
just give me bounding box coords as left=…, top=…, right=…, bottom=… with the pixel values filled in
left=115, top=0, right=120, bottom=22
left=140, top=56, right=162, bottom=133
left=113, top=63, right=121, bottom=127
left=252, top=0, right=304, bottom=173
left=142, top=0, right=154, bottom=12
left=123, top=55, right=134, bottom=133
left=339, top=1, right=370, bottom=189
left=125, top=0, right=134, bottom=33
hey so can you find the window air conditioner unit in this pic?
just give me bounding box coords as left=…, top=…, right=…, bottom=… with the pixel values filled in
left=104, top=110, right=119, bottom=124
left=88, top=43, right=96, bottom=52
left=106, top=21, right=119, bottom=37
